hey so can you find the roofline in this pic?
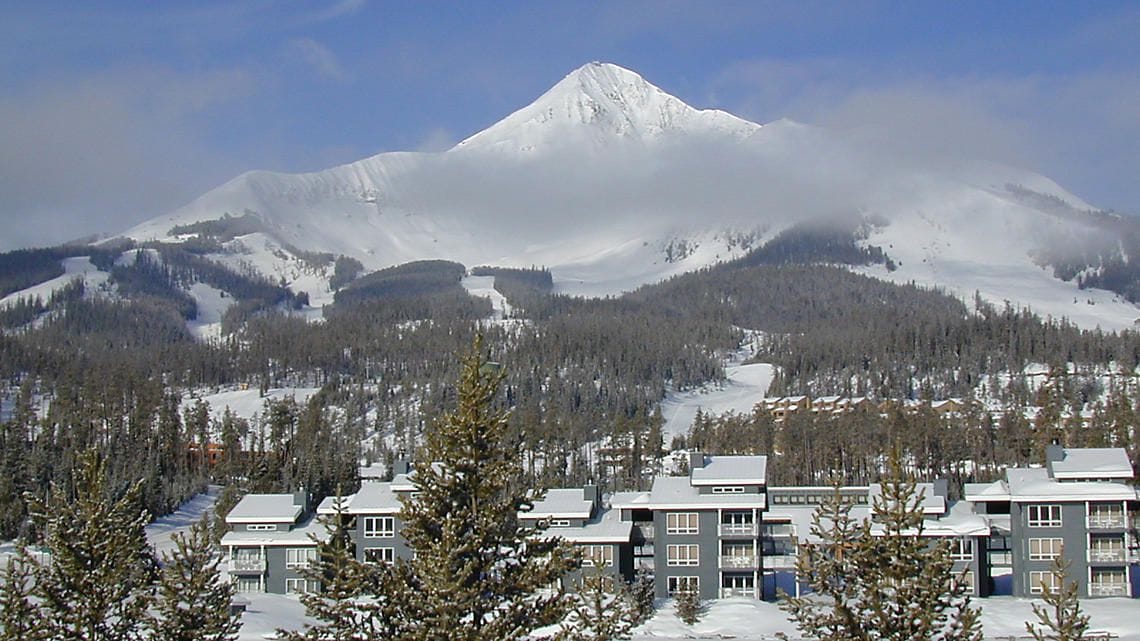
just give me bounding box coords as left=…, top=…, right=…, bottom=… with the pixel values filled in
left=690, top=479, right=766, bottom=486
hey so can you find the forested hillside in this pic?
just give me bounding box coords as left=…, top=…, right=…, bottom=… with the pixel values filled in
left=1, top=240, right=1139, bottom=537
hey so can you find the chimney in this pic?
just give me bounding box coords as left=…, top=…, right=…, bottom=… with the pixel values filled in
left=293, top=487, right=309, bottom=514
left=689, top=451, right=706, bottom=472
left=392, top=459, right=411, bottom=477
left=583, top=484, right=599, bottom=508
left=1046, top=443, right=1065, bottom=464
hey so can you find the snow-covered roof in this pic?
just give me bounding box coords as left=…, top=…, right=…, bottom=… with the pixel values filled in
left=221, top=515, right=329, bottom=547
left=1048, top=447, right=1133, bottom=480
left=346, top=481, right=404, bottom=515
left=644, top=476, right=766, bottom=510
left=691, top=455, right=767, bottom=486
left=539, top=506, right=632, bottom=544
left=316, top=495, right=351, bottom=515
left=525, top=488, right=594, bottom=520
left=868, top=482, right=946, bottom=516
left=963, top=480, right=1010, bottom=502
left=225, top=494, right=303, bottom=524
left=1006, top=467, right=1138, bottom=502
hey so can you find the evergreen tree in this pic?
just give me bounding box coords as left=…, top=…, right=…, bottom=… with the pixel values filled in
left=674, top=585, right=702, bottom=626
left=0, top=553, right=49, bottom=641
left=24, top=449, right=156, bottom=641
left=150, top=514, right=242, bottom=641
left=279, top=498, right=412, bottom=641
left=779, top=454, right=982, bottom=641
left=627, top=568, right=657, bottom=626
left=393, top=336, right=579, bottom=641
left=1025, top=555, right=1091, bottom=641
left=556, top=566, right=640, bottom=641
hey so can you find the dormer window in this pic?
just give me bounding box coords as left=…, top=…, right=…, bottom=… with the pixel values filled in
left=548, top=519, right=571, bottom=528
left=246, top=524, right=276, bottom=531
left=711, top=486, right=745, bottom=494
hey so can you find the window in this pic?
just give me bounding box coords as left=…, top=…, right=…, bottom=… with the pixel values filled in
left=953, top=570, right=976, bottom=592
left=1028, top=538, right=1063, bottom=561
left=363, top=516, right=395, bottom=538
left=581, top=545, right=613, bottom=567
left=948, top=538, right=974, bottom=561
left=1027, top=505, right=1062, bottom=528
left=285, top=547, right=317, bottom=569
left=233, top=577, right=262, bottom=593
left=246, top=524, right=276, bottom=531
left=363, top=547, right=395, bottom=564
left=548, top=519, right=571, bottom=527
left=711, top=486, right=745, bottom=494
left=285, top=578, right=319, bottom=595
left=667, top=576, right=699, bottom=596
left=666, top=513, right=699, bottom=535
left=1029, top=571, right=1061, bottom=594
left=667, top=544, right=700, bottom=566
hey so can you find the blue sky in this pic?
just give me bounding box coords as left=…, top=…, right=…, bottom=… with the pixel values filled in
left=2, top=1, right=1138, bottom=249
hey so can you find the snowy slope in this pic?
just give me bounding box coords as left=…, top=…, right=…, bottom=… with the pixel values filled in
left=119, top=62, right=1139, bottom=330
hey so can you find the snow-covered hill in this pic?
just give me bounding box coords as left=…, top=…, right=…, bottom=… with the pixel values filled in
left=121, top=62, right=1140, bottom=330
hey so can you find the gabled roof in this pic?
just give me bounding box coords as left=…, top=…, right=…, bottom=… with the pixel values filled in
left=225, top=494, right=303, bottom=524
left=525, top=488, right=594, bottom=520
left=1048, top=447, right=1133, bottom=480
left=691, top=455, right=767, bottom=486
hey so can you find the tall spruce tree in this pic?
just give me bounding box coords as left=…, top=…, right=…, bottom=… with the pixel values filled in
left=393, top=335, right=579, bottom=641
left=25, top=449, right=156, bottom=641
left=149, top=514, right=242, bottom=641
left=1025, top=555, right=1091, bottom=641
left=0, top=553, right=49, bottom=641
left=779, top=454, right=982, bottom=641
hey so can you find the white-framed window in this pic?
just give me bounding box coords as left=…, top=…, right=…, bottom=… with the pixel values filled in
left=363, top=547, right=395, bottom=564
left=666, top=512, right=699, bottom=535
left=285, top=547, right=317, bottom=569
left=548, top=519, right=571, bottom=528
left=711, top=486, right=745, bottom=494
left=285, top=578, right=319, bottom=595
left=581, top=545, right=614, bottom=567
left=1029, top=570, right=1061, bottom=594
left=363, top=516, right=395, bottom=538
left=667, top=576, right=699, bottom=596
left=233, top=576, right=262, bottom=593
left=1027, top=504, right=1062, bottom=528
left=953, top=570, right=976, bottom=592
left=246, top=524, right=276, bottom=531
left=1028, top=538, right=1064, bottom=561
left=948, top=538, right=974, bottom=561
left=667, top=544, right=700, bottom=566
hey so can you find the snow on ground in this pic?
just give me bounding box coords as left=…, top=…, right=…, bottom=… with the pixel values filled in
left=659, top=362, right=776, bottom=442
left=461, top=274, right=513, bottom=320
left=145, top=486, right=219, bottom=559
left=234, top=594, right=1140, bottom=640
left=0, top=256, right=110, bottom=309
left=187, top=282, right=233, bottom=340
left=186, top=387, right=321, bottom=424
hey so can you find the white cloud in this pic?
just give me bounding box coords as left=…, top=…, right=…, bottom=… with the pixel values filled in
left=288, top=38, right=349, bottom=82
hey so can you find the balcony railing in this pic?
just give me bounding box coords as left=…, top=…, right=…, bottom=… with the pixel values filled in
left=1089, top=583, right=1128, bottom=597
left=988, top=551, right=1012, bottom=566
left=761, top=524, right=795, bottom=538
left=720, top=523, right=759, bottom=537
left=229, top=558, right=267, bottom=573
left=720, top=554, right=759, bottom=569
left=1088, top=548, right=1127, bottom=563
left=1087, top=515, right=1127, bottom=529
left=763, top=553, right=798, bottom=568
left=720, top=588, right=757, bottom=599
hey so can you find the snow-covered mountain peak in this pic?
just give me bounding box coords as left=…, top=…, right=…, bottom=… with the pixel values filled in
left=453, top=62, right=759, bottom=154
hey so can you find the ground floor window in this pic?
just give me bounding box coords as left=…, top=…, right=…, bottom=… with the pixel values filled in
left=364, top=547, right=395, bottom=564
left=952, top=570, right=975, bottom=592
left=667, top=576, right=699, bottom=596
left=233, top=576, right=262, bottom=593
left=721, top=573, right=755, bottom=598
left=285, top=578, right=319, bottom=595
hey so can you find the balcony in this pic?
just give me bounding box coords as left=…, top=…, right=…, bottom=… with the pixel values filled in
left=720, top=588, right=757, bottom=599
left=763, top=553, right=798, bottom=568
left=720, top=523, right=759, bottom=537
left=720, top=554, right=759, bottom=569
left=229, top=558, right=267, bottom=573
left=761, top=524, right=795, bottom=538
left=1089, top=583, right=1129, bottom=597
left=1087, top=515, right=1127, bottom=529
left=1088, top=548, right=1127, bottom=564
left=988, top=551, right=1012, bottom=566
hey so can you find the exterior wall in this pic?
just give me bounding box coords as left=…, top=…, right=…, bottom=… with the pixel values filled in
left=561, top=542, right=633, bottom=589
left=1011, top=501, right=1092, bottom=597
left=353, top=514, right=412, bottom=563
left=653, top=510, right=721, bottom=600
left=229, top=544, right=318, bottom=594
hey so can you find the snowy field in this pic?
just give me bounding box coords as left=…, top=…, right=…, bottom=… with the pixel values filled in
left=658, top=362, right=776, bottom=442
left=233, top=591, right=1140, bottom=640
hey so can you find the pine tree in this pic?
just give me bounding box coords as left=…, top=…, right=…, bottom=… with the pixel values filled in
left=393, top=335, right=579, bottom=641
left=556, top=566, right=640, bottom=641
left=779, top=454, right=982, bottom=641
left=24, top=449, right=156, bottom=641
left=278, top=498, right=413, bottom=641
left=149, top=514, right=242, bottom=641
left=627, top=567, right=657, bottom=626
left=1025, top=555, right=1091, bottom=641
left=674, top=585, right=702, bottom=626
left=0, top=552, right=49, bottom=641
